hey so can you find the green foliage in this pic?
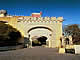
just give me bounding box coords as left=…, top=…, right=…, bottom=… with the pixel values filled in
left=64, top=24, right=80, bottom=45
left=32, top=40, right=41, bottom=44
left=0, top=22, right=22, bottom=46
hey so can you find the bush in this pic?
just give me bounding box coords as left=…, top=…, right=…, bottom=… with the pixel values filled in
left=0, top=22, right=22, bottom=46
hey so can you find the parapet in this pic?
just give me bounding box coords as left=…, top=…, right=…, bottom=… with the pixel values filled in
left=17, top=16, right=63, bottom=23
left=0, top=16, right=63, bottom=23
left=57, top=17, right=63, bottom=22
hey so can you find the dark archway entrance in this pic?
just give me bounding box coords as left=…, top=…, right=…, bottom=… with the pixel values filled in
left=32, top=36, right=47, bottom=46
left=65, top=38, right=69, bottom=45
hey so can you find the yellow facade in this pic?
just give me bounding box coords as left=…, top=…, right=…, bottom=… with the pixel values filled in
left=0, top=16, right=63, bottom=48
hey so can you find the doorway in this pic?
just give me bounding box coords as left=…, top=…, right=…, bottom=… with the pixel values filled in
left=32, top=36, right=47, bottom=47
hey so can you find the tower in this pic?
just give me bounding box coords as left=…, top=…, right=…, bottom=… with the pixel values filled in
left=0, top=10, right=7, bottom=17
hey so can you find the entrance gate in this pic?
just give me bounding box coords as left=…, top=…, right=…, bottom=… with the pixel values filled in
left=28, top=27, right=53, bottom=48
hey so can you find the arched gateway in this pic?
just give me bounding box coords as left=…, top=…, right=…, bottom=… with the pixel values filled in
left=28, top=26, right=53, bottom=47
left=0, top=11, right=63, bottom=48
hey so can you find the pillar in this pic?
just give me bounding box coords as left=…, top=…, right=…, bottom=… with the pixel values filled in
left=69, top=36, right=73, bottom=45
left=29, top=34, right=32, bottom=48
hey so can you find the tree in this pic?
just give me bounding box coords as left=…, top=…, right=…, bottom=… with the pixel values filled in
left=64, top=24, right=80, bottom=44
left=0, top=22, right=22, bottom=46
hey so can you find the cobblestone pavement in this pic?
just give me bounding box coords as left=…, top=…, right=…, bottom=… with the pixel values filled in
left=0, top=47, right=80, bottom=60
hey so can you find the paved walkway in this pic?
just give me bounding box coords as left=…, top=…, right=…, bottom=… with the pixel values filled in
left=0, top=48, right=80, bottom=60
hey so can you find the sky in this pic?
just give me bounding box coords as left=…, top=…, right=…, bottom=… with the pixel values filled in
left=0, top=0, right=80, bottom=25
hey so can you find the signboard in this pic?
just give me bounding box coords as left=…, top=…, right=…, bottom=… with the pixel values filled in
left=74, top=45, right=80, bottom=54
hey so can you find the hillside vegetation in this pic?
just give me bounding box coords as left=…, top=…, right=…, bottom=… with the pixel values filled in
left=0, top=22, right=22, bottom=46
left=64, top=24, right=80, bottom=45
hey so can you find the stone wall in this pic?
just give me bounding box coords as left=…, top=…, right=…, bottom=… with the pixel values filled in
left=0, top=16, right=63, bottom=48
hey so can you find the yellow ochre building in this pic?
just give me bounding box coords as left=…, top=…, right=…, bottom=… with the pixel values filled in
left=0, top=10, right=72, bottom=48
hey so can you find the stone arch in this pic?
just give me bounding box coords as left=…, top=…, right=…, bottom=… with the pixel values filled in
left=16, top=21, right=58, bottom=48
left=27, top=26, right=53, bottom=33
left=27, top=26, right=53, bottom=47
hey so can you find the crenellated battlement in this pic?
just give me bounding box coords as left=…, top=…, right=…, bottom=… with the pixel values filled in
left=17, top=16, right=63, bottom=23
left=0, top=16, right=63, bottom=24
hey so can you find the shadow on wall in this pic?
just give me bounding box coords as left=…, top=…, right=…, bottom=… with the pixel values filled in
left=0, top=22, right=23, bottom=47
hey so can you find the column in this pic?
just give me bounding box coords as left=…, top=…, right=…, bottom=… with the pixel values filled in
left=69, top=36, right=73, bottom=45
left=46, top=40, right=49, bottom=47
left=28, top=34, right=32, bottom=48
